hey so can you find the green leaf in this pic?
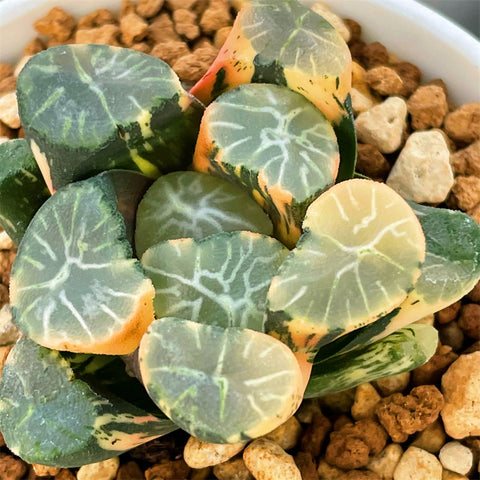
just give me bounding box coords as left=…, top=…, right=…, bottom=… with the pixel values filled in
left=0, top=139, right=50, bottom=245
left=135, top=171, right=273, bottom=258
left=17, top=44, right=203, bottom=191
left=142, top=231, right=287, bottom=331
left=139, top=317, right=303, bottom=443
left=0, top=338, right=176, bottom=467
left=10, top=174, right=154, bottom=355
left=334, top=94, right=357, bottom=182
left=193, top=83, right=339, bottom=247
left=304, top=324, right=438, bottom=398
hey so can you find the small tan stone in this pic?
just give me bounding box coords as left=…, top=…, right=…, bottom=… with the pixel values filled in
left=0, top=64, right=14, bottom=81
left=0, top=344, right=13, bottom=379
left=439, top=441, right=473, bottom=476
left=452, top=140, right=480, bottom=176
left=145, top=459, right=190, bottom=480
left=317, top=459, right=344, bottom=480
left=458, top=304, right=480, bottom=340
left=467, top=281, right=480, bottom=302
left=34, top=7, right=76, bottom=42
left=243, top=438, right=301, bottom=480
left=295, top=398, right=321, bottom=423
left=148, top=12, right=180, bottom=43
left=137, top=0, right=165, bottom=18
left=441, top=351, right=480, bottom=438
left=351, top=87, right=378, bottom=114
left=75, top=24, right=120, bottom=46
left=407, top=85, right=449, bottom=130
left=365, top=66, right=404, bottom=96
left=213, top=457, right=253, bottom=480
left=0, top=231, right=13, bottom=251
left=444, top=102, right=480, bottom=144
left=386, top=130, right=454, bottom=203
left=410, top=420, right=447, bottom=454
left=451, top=175, right=480, bottom=212
left=0, top=453, right=28, bottom=480
left=116, top=461, right=144, bottom=480
left=361, top=42, right=389, bottom=69
left=78, top=9, right=117, bottom=29
left=356, top=144, right=390, bottom=179
left=172, top=46, right=218, bottom=83
left=438, top=321, right=465, bottom=351
left=367, top=443, right=403, bottom=480
left=150, top=41, right=190, bottom=66
left=0, top=92, right=21, bottom=129
left=14, top=55, right=32, bottom=77
left=469, top=203, right=480, bottom=225
left=393, top=447, right=442, bottom=480
left=184, top=436, right=246, bottom=468
left=393, top=62, right=422, bottom=97
left=442, top=471, right=469, bottom=480
left=33, top=464, right=61, bottom=476
left=310, top=2, right=351, bottom=42
left=214, top=26, right=233, bottom=49
left=0, top=305, right=19, bottom=346
left=166, top=0, right=197, bottom=9
left=54, top=469, right=76, bottom=480
left=189, top=467, right=213, bottom=480
left=437, top=301, right=462, bottom=324
left=351, top=383, right=382, bottom=420
left=294, top=452, right=318, bottom=480
left=319, top=388, right=355, bottom=413
left=355, top=97, right=407, bottom=153
left=173, top=9, right=200, bottom=40
left=120, top=13, right=149, bottom=46
left=374, top=372, right=410, bottom=396
left=263, top=415, right=302, bottom=450
left=199, top=0, right=233, bottom=35
left=77, top=457, right=119, bottom=480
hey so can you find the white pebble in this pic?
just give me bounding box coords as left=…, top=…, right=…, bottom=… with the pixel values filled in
left=355, top=97, right=407, bottom=153
left=386, top=130, right=454, bottom=203
left=0, top=231, right=14, bottom=251
left=0, top=92, right=21, bottom=129
left=368, top=443, right=403, bottom=480
left=439, top=441, right=473, bottom=475
left=184, top=436, right=246, bottom=468
left=76, top=457, right=119, bottom=480
left=393, top=446, right=442, bottom=480
left=243, top=438, right=301, bottom=480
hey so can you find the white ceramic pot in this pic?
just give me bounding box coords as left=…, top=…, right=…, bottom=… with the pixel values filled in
left=0, top=0, right=479, bottom=104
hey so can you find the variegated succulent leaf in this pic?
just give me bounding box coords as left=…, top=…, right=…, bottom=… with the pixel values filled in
left=0, top=139, right=50, bottom=245
left=141, top=231, right=287, bottom=331
left=190, top=0, right=351, bottom=124
left=17, top=44, right=202, bottom=192
left=304, top=324, right=438, bottom=398
left=193, top=83, right=339, bottom=247
left=0, top=338, right=177, bottom=467
left=368, top=201, right=480, bottom=342
left=10, top=174, right=155, bottom=355
left=266, top=179, right=426, bottom=359
left=139, top=317, right=303, bottom=444
left=135, top=171, right=273, bottom=258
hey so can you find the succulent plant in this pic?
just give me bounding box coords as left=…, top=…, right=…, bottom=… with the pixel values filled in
left=0, top=0, right=479, bottom=468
